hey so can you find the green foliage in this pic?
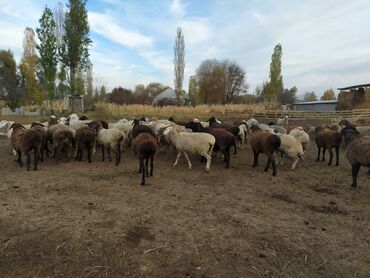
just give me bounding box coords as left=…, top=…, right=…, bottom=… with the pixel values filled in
left=174, top=27, right=185, bottom=97
left=36, top=6, right=58, bottom=100
left=188, top=75, right=198, bottom=105
left=0, top=49, right=19, bottom=108
left=304, top=91, right=317, bottom=102
left=20, top=27, right=43, bottom=105
left=60, top=0, right=92, bottom=96
left=277, top=86, right=297, bottom=104
left=267, top=44, right=283, bottom=101
left=321, top=88, right=336, bottom=100
left=231, top=94, right=257, bottom=104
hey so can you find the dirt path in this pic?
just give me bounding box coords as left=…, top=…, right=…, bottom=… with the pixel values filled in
left=0, top=137, right=369, bottom=277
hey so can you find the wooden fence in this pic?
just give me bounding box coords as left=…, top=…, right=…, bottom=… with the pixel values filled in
left=249, top=109, right=370, bottom=121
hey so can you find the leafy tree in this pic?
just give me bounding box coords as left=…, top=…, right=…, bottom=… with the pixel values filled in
left=60, top=0, right=92, bottom=97
left=231, top=94, right=257, bottom=104
left=174, top=27, right=185, bottom=100
left=36, top=6, right=58, bottom=100
left=277, top=86, right=297, bottom=104
left=196, top=59, right=226, bottom=104
left=146, top=82, right=168, bottom=99
left=56, top=65, right=69, bottom=98
left=188, top=75, right=198, bottom=105
left=304, top=91, right=317, bottom=102
left=84, top=61, right=94, bottom=108
left=99, top=85, right=106, bottom=101
left=20, top=27, right=43, bottom=105
left=110, top=87, right=133, bottom=104
left=268, top=44, right=283, bottom=101
left=321, top=88, right=336, bottom=100
left=0, top=50, right=19, bottom=108
left=223, top=60, right=247, bottom=104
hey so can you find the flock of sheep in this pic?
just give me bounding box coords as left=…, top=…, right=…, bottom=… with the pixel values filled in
left=0, top=113, right=369, bottom=187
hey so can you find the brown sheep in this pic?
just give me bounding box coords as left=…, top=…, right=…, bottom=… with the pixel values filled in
left=185, top=121, right=236, bottom=168
left=208, top=116, right=239, bottom=154
left=31, top=122, right=48, bottom=161
left=52, top=129, right=75, bottom=159
left=133, top=132, right=157, bottom=185
left=315, top=127, right=342, bottom=166
left=132, top=119, right=155, bottom=139
left=250, top=125, right=281, bottom=176
left=74, top=121, right=100, bottom=163
left=10, top=123, right=43, bottom=171
left=341, top=128, right=370, bottom=187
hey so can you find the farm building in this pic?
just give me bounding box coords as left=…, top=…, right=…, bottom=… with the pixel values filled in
left=337, top=83, right=370, bottom=110
left=292, top=100, right=338, bottom=111
left=152, top=88, right=189, bottom=106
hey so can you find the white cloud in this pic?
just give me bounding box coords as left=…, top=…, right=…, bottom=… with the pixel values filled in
left=88, top=12, right=153, bottom=48
left=170, top=0, right=187, bottom=17
left=180, top=18, right=212, bottom=45
left=251, top=11, right=268, bottom=24
left=0, top=21, right=24, bottom=59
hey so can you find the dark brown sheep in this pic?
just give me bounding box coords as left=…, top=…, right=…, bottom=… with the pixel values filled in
left=249, top=125, right=281, bottom=176
left=133, top=132, right=157, bottom=185
left=132, top=119, right=155, bottom=139
left=31, top=122, right=48, bottom=161
left=315, top=127, right=342, bottom=166
left=341, top=128, right=370, bottom=187
left=10, top=123, right=43, bottom=171
left=185, top=121, right=236, bottom=168
left=75, top=122, right=99, bottom=163
left=208, top=116, right=239, bottom=154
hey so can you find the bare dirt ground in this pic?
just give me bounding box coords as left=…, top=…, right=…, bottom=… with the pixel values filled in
left=0, top=135, right=369, bottom=277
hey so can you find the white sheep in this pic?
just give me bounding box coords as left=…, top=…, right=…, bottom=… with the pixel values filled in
left=277, top=115, right=289, bottom=125
left=276, top=133, right=304, bottom=170
left=97, top=127, right=125, bottom=165
left=289, top=127, right=310, bottom=151
left=164, top=126, right=215, bottom=171
left=237, top=123, right=248, bottom=149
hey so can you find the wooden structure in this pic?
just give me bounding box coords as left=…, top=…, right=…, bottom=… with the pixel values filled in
left=292, top=100, right=338, bottom=111
left=337, top=84, right=370, bottom=110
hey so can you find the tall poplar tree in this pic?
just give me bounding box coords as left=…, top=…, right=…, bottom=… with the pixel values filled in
left=173, top=27, right=185, bottom=100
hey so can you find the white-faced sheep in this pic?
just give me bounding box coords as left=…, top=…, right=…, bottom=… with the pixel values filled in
left=133, top=132, right=157, bottom=185
left=276, top=133, right=304, bottom=170
left=164, top=126, right=215, bottom=171
left=315, top=127, right=342, bottom=166
left=289, top=127, right=310, bottom=151
left=249, top=125, right=281, bottom=176
left=97, top=123, right=125, bottom=166
left=10, top=123, right=43, bottom=171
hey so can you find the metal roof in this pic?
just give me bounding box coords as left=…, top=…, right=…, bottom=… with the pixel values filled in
left=294, top=100, right=338, bottom=105
left=337, top=83, right=370, bottom=90
left=152, top=88, right=186, bottom=102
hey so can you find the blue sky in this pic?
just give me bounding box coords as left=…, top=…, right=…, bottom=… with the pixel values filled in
left=0, top=0, right=370, bottom=97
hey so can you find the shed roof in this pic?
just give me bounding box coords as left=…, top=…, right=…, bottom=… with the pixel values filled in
left=294, top=100, right=338, bottom=105
left=337, top=83, right=370, bottom=90
left=153, top=88, right=185, bottom=102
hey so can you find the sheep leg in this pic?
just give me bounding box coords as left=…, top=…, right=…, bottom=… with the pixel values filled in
left=351, top=163, right=361, bottom=188
left=26, top=151, right=31, bottom=171
left=322, top=147, right=326, bottom=161
left=291, top=157, right=299, bottom=170
left=252, top=150, right=259, bottom=167
left=107, top=147, right=112, bottom=162
left=117, top=144, right=121, bottom=165
left=204, top=154, right=212, bottom=172
left=145, top=158, right=149, bottom=176
left=140, top=159, right=145, bottom=185
left=173, top=152, right=182, bottom=167
left=17, top=150, right=23, bottom=167
left=316, top=146, right=321, bottom=162
left=264, top=157, right=271, bottom=172
left=150, top=156, right=154, bottom=176
left=233, top=143, right=237, bottom=155
left=224, top=149, right=230, bottom=169
left=34, top=146, right=40, bottom=171
left=335, top=146, right=340, bottom=166
left=53, top=146, right=58, bottom=159
left=367, top=168, right=370, bottom=175
left=328, top=148, right=333, bottom=166
left=101, top=145, right=105, bottom=161
left=87, top=145, right=92, bottom=163
left=183, top=151, right=192, bottom=169
left=271, top=157, right=277, bottom=176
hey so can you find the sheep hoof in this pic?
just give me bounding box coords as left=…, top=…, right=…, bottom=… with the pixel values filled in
left=172, top=163, right=177, bottom=167
left=188, top=166, right=192, bottom=170
left=273, top=172, right=277, bottom=176
left=205, top=168, right=210, bottom=172
left=351, top=183, right=357, bottom=188
left=141, top=182, right=145, bottom=186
